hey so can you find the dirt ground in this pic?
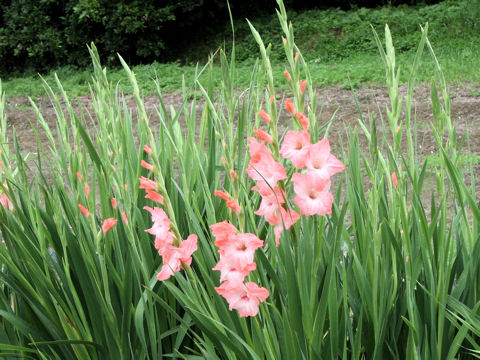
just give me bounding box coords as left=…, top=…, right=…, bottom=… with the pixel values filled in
left=4, top=83, right=480, bottom=162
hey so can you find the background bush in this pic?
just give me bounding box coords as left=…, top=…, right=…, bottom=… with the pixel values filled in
left=0, top=0, right=451, bottom=76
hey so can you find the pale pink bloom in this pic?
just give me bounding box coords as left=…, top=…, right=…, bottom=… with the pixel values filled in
left=305, top=139, right=345, bottom=179
left=143, top=206, right=172, bottom=240
left=285, top=99, right=295, bottom=114
left=145, top=189, right=164, bottom=204
left=215, top=281, right=269, bottom=317
left=157, top=234, right=198, bottom=281
left=102, top=218, right=118, bottom=234
left=292, top=173, right=333, bottom=216
left=78, top=204, right=89, bottom=217
left=221, top=157, right=227, bottom=165
left=84, top=184, right=90, bottom=198
left=76, top=172, right=82, bottom=182
left=273, top=208, right=300, bottom=246
left=215, top=233, right=263, bottom=268
left=280, top=130, right=311, bottom=169
left=253, top=129, right=273, bottom=144
left=247, top=138, right=287, bottom=186
left=139, top=176, right=157, bottom=191
left=300, top=80, right=307, bottom=95
left=295, top=52, right=300, bottom=61
left=210, top=221, right=237, bottom=244
left=284, top=70, right=291, bottom=82
left=141, top=160, right=153, bottom=172
left=230, top=171, right=236, bottom=180
left=252, top=183, right=286, bottom=225
left=111, top=198, right=117, bottom=209
left=121, top=211, right=128, bottom=225
left=257, top=109, right=271, bottom=123
left=296, top=112, right=309, bottom=129
left=392, top=172, right=398, bottom=187
left=212, top=257, right=257, bottom=283
left=0, top=194, right=13, bottom=211
left=269, top=95, right=274, bottom=104
left=143, top=145, right=152, bottom=155
left=154, top=235, right=174, bottom=256
left=214, top=190, right=229, bottom=200
left=226, top=199, right=241, bottom=215
left=111, top=165, right=116, bottom=172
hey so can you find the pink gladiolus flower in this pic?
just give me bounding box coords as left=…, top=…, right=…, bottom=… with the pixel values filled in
left=210, top=221, right=237, bottom=244
left=139, top=176, right=157, bottom=191
left=214, top=190, right=230, bottom=200
left=247, top=138, right=287, bottom=186
left=258, top=110, right=271, bottom=123
left=76, top=172, right=82, bottom=182
left=143, top=145, right=152, bottom=155
left=270, top=95, right=274, bottom=104
left=280, top=130, right=311, bottom=169
left=221, top=157, right=227, bottom=165
left=145, top=189, right=164, bottom=204
left=111, top=198, right=117, bottom=209
left=300, top=80, right=307, bottom=95
left=226, top=199, right=241, bottom=215
left=157, top=234, right=197, bottom=281
left=295, top=52, right=300, bottom=62
left=252, top=183, right=286, bottom=225
left=215, top=233, right=263, bottom=268
left=285, top=99, right=295, bottom=114
left=296, top=112, right=309, bottom=130
left=305, top=139, right=345, bottom=179
left=230, top=171, right=236, bottom=180
left=84, top=184, right=90, bottom=198
left=392, top=172, right=398, bottom=187
left=102, top=218, right=118, bottom=234
left=253, top=129, right=273, bottom=144
left=78, top=204, right=89, bottom=217
left=144, top=206, right=174, bottom=254
left=143, top=206, right=171, bottom=235
left=212, top=258, right=257, bottom=283
left=141, top=160, right=153, bottom=172
left=292, top=173, right=333, bottom=216
left=215, top=281, right=269, bottom=317
left=284, top=70, right=291, bottom=82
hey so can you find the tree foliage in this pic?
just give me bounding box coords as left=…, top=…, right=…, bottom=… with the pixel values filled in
left=0, top=0, right=444, bottom=75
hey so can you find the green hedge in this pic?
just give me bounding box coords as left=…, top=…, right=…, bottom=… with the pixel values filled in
left=0, top=0, right=446, bottom=75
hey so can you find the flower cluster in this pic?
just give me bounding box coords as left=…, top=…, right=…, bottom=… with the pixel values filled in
left=140, top=146, right=197, bottom=281
left=249, top=97, right=345, bottom=245
left=211, top=221, right=269, bottom=317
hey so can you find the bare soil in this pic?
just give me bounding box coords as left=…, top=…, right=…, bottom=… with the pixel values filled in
left=5, top=84, right=480, bottom=162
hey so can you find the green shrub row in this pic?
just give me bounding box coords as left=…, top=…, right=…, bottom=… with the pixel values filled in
left=0, top=0, right=461, bottom=76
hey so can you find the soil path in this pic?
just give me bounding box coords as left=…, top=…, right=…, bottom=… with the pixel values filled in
left=5, top=84, right=480, bottom=161
left=4, top=84, right=480, bottom=222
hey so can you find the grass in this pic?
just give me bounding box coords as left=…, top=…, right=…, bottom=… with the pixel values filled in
left=1, top=0, right=480, bottom=99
